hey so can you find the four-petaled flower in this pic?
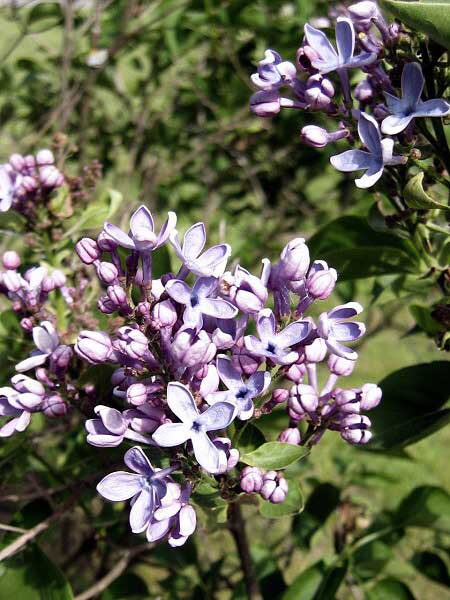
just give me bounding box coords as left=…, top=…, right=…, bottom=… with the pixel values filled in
left=304, top=17, right=376, bottom=74
left=96, top=446, right=175, bottom=533
left=152, top=382, right=236, bottom=473
left=317, top=302, right=366, bottom=360
left=381, top=62, right=450, bottom=135
left=244, top=308, right=311, bottom=365
left=169, top=222, right=231, bottom=278
left=330, top=113, right=405, bottom=188
left=165, top=276, right=237, bottom=328
left=15, top=321, right=59, bottom=372
left=251, top=49, right=297, bottom=90
left=206, top=355, right=271, bottom=420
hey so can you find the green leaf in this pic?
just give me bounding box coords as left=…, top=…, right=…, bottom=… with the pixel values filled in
left=404, top=172, right=450, bottom=211
left=307, top=216, right=421, bottom=280
left=379, top=0, right=450, bottom=50
left=396, top=485, right=450, bottom=531
left=293, top=483, right=341, bottom=549
left=259, top=479, right=304, bottom=519
left=352, top=540, right=393, bottom=581
left=100, top=573, right=149, bottom=600
left=312, top=562, right=348, bottom=600
left=63, top=189, right=122, bottom=237
left=411, top=551, right=450, bottom=586
left=368, top=361, right=450, bottom=450
left=240, top=442, right=309, bottom=470
left=235, top=423, right=266, bottom=455
left=409, top=304, right=444, bottom=335
left=0, top=544, right=74, bottom=600
left=282, top=561, right=326, bottom=600
left=366, top=577, right=416, bottom=600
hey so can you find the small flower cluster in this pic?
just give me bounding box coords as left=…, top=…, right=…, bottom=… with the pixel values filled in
left=0, top=149, right=64, bottom=213
left=0, top=202, right=381, bottom=548
left=250, top=1, right=450, bottom=188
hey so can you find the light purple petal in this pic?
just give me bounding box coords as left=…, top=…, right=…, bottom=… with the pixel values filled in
left=0, top=397, right=19, bottom=416
left=28, top=267, right=47, bottom=291
left=129, top=488, right=154, bottom=533
left=147, top=518, right=171, bottom=542
left=191, top=431, right=221, bottom=472
left=414, top=98, right=450, bottom=119
left=216, top=355, right=242, bottom=391
left=330, top=149, right=374, bottom=172
left=152, top=422, right=191, bottom=447
left=358, top=113, right=381, bottom=156
left=178, top=505, right=196, bottom=537
left=198, top=401, right=236, bottom=431
left=332, top=321, right=366, bottom=341
left=165, top=279, right=192, bottom=305
left=381, top=114, right=413, bottom=135
left=95, top=406, right=128, bottom=435
left=205, top=390, right=233, bottom=406
left=14, top=410, right=31, bottom=432
left=156, top=211, right=177, bottom=247
left=167, top=382, right=199, bottom=423
left=247, top=370, right=271, bottom=397
left=15, top=353, right=48, bottom=372
left=0, top=415, right=25, bottom=437
left=183, top=222, right=206, bottom=259
left=304, top=23, right=337, bottom=64
left=193, top=276, right=218, bottom=298
left=200, top=298, right=238, bottom=320
left=384, top=91, right=402, bottom=113
left=154, top=500, right=182, bottom=521
left=195, top=244, right=231, bottom=275
left=256, top=309, right=276, bottom=341
left=87, top=432, right=123, bottom=447
left=238, top=404, right=254, bottom=421
left=325, top=339, right=358, bottom=361
left=275, top=320, right=311, bottom=349
left=124, top=446, right=154, bottom=476
left=244, top=335, right=268, bottom=357
left=344, top=52, right=377, bottom=70
left=104, top=223, right=135, bottom=249
left=33, top=322, right=58, bottom=353
left=355, top=162, right=384, bottom=189
left=402, top=62, right=424, bottom=109
left=329, top=302, right=363, bottom=320
left=96, top=471, right=142, bottom=501
left=275, top=349, right=300, bottom=366
left=335, top=17, right=354, bottom=63
left=130, top=205, right=154, bottom=238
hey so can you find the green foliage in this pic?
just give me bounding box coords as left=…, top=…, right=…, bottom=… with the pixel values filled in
left=366, top=577, right=416, bottom=600
left=258, top=479, right=304, bottom=518
left=240, top=441, right=309, bottom=470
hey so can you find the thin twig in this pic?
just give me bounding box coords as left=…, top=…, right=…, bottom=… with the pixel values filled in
left=0, top=515, right=55, bottom=562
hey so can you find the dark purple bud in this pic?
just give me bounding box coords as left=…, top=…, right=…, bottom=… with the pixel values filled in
left=36, top=149, right=55, bottom=166
left=328, top=354, right=355, bottom=376
left=250, top=90, right=281, bottom=117
left=261, top=471, right=288, bottom=503
left=278, top=427, right=301, bottom=445
left=136, top=301, right=152, bottom=320
left=20, top=317, right=34, bottom=333
left=76, top=238, right=101, bottom=264
left=111, top=368, right=137, bottom=388
left=75, top=330, right=114, bottom=364
left=49, top=345, right=73, bottom=371
left=126, top=383, right=148, bottom=406
left=240, top=466, right=264, bottom=493
left=2, top=251, right=20, bottom=270
left=35, top=368, right=53, bottom=387
left=98, top=296, right=116, bottom=314
left=359, top=383, right=382, bottom=410
left=42, top=394, right=69, bottom=418
left=96, top=261, right=118, bottom=284
left=151, top=299, right=178, bottom=329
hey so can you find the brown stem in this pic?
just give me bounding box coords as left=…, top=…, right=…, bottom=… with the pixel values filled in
left=227, top=502, right=262, bottom=600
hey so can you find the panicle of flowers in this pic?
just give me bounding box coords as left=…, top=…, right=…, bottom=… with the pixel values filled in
left=249, top=1, right=450, bottom=188
left=0, top=149, right=64, bottom=214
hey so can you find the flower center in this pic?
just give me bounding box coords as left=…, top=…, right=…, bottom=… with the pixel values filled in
left=266, top=341, right=276, bottom=354
left=235, top=386, right=249, bottom=400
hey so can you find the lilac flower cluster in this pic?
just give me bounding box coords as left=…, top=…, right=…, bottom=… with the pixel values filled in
left=250, top=1, right=450, bottom=188
left=0, top=149, right=64, bottom=213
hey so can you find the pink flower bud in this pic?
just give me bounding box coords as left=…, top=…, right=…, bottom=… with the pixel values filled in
left=328, top=354, right=355, bottom=376
left=96, top=261, right=118, bottom=284
left=36, top=149, right=55, bottom=166
left=9, top=153, right=26, bottom=171
left=240, top=466, right=264, bottom=493
left=279, top=238, right=310, bottom=281
left=304, top=338, right=327, bottom=363
left=127, top=383, right=148, bottom=406
left=261, top=471, right=289, bottom=503
left=76, top=238, right=100, bottom=264
left=250, top=90, right=281, bottom=117
left=42, top=394, right=69, bottom=418
left=359, top=383, right=382, bottom=410
left=278, top=427, right=301, bottom=445
left=2, top=251, right=20, bottom=270
left=151, top=299, right=177, bottom=328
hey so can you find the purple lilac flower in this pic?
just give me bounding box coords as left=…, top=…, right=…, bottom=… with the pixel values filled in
left=300, top=125, right=348, bottom=148
left=152, top=382, right=236, bottom=473
left=250, top=49, right=297, bottom=91
left=0, top=166, right=16, bottom=212
left=317, top=302, right=366, bottom=360
left=165, top=276, right=237, bottom=328
left=147, top=482, right=197, bottom=546
left=303, top=17, right=376, bottom=75
left=206, top=355, right=270, bottom=420
left=381, top=62, right=450, bottom=135
left=96, top=446, right=176, bottom=533
left=244, top=309, right=311, bottom=365
left=261, top=471, right=289, bottom=504
left=15, top=321, right=59, bottom=372
left=169, top=222, right=231, bottom=278
left=212, top=437, right=240, bottom=474
left=330, top=113, right=405, bottom=188
left=85, top=405, right=154, bottom=447
left=240, top=466, right=264, bottom=493
left=0, top=375, right=46, bottom=437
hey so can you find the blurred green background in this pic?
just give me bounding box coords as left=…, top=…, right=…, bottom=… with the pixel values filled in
left=0, top=1, right=449, bottom=599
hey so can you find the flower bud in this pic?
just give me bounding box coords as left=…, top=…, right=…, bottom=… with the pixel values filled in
left=240, top=466, right=264, bottom=493
left=97, top=230, right=117, bottom=252
left=304, top=338, right=327, bottom=363
left=115, top=326, right=148, bottom=360
left=39, top=166, right=61, bottom=187
left=359, top=383, right=382, bottom=410
left=278, top=427, right=301, bottom=445
left=107, top=284, right=128, bottom=307
left=3, top=270, right=23, bottom=292
left=306, top=261, right=337, bottom=300
left=171, top=328, right=216, bottom=368
left=2, top=251, right=20, bottom=270
left=231, top=270, right=268, bottom=314
left=24, top=155, right=36, bottom=170
left=51, top=270, right=66, bottom=288
left=151, top=299, right=178, bottom=328
left=126, top=383, right=148, bottom=406
left=272, top=388, right=289, bottom=404
left=125, top=405, right=165, bottom=434
left=96, top=261, right=118, bottom=284
left=328, top=354, right=355, bottom=377
left=250, top=90, right=281, bottom=117
left=354, top=79, right=374, bottom=103
left=98, top=296, right=116, bottom=314
left=305, top=74, right=335, bottom=109
left=279, top=238, right=310, bottom=281
left=261, top=471, right=289, bottom=503
left=296, top=44, right=319, bottom=72
left=213, top=437, right=239, bottom=474
left=49, top=345, right=73, bottom=372
left=111, top=367, right=137, bottom=388
left=75, top=330, right=114, bottom=364
left=336, top=389, right=360, bottom=413
left=9, top=153, right=25, bottom=171
left=340, top=414, right=372, bottom=444
left=22, top=175, right=38, bottom=192
left=231, top=340, right=261, bottom=375
left=76, top=238, right=100, bottom=264
left=20, top=317, right=34, bottom=333
left=36, top=149, right=54, bottom=166
left=42, top=394, right=69, bottom=418
left=285, top=362, right=306, bottom=383
left=300, top=125, right=329, bottom=148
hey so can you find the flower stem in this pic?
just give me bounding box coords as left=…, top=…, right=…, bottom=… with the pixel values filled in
left=227, top=501, right=262, bottom=600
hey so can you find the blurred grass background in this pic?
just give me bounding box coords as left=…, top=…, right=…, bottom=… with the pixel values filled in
left=0, top=1, right=448, bottom=598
